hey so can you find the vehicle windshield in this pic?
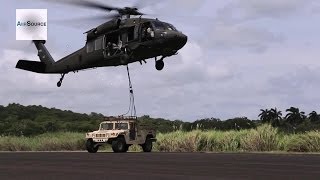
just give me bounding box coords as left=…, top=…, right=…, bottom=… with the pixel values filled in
left=152, top=21, right=177, bottom=31
left=100, top=123, right=113, bottom=130
left=115, top=123, right=129, bottom=130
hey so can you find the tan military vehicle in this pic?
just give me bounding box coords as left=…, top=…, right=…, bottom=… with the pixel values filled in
left=85, top=116, right=156, bottom=153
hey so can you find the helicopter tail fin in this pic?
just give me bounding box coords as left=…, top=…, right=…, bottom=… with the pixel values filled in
left=16, top=60, right=46, bottom=73
left=33, top=40, right=55, bottom=65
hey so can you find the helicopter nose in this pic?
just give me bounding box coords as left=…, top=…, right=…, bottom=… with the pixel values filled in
left=164, top=31, right=188, bottom=50
left=178, top=33, right=188, bottom=48
left=174, top=33, right=188, bottom=50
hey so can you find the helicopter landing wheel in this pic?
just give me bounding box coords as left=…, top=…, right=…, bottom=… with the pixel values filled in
left=155, top=60, right=164, bottom=71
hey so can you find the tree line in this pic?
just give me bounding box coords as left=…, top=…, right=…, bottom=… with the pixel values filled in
left=258, top=107, right=320, bottom=132
left=0, top=103, right=319, bottom=136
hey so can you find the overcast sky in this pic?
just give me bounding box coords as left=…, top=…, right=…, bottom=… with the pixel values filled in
left=1, top=0, right=320, bottom=121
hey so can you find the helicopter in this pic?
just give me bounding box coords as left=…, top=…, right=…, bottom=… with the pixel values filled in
left=15, top=0, right=188, bottom=87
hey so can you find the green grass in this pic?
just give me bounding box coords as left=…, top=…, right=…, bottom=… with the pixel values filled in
left=0, top=132, right=85, bottom=151
left=1, top=125, right=320, bottom=152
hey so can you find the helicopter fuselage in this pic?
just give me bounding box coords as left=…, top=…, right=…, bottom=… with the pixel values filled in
left=16, top=17, right=187, bottom=87
left=44, top=17, right=187, bottom=74
left=15, top=0, right=190, bottom=87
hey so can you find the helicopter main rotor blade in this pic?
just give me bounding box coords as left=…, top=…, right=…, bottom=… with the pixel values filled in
left=133, top=0, right=156, bottom=10
left=39, top=0, right=146, bottom=16
left=62, top=0, right=119, bottom=12
left=50, top=14, right=120, bottom=29
left=51, top=14, right=120, bottom=23
left=39, top=0, right=119, bottom=12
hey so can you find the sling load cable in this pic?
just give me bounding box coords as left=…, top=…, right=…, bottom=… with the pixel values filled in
left=121, top=65, right=136, bottom=117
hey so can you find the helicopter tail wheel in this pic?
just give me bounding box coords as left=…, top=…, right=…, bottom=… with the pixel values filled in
left=57, top=81, right=62, bottom=87
left=155, top=59, right=164, bottom=71
left=57, top=73, right=65, bottom=87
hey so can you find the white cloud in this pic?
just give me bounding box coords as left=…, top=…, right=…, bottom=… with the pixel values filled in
left=139, top=0, right=206, bottom=15
left=204, top=23, right=284, bottom=52
left=217, top=0, right=316, bottom=23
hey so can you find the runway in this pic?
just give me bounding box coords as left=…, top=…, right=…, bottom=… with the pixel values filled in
left=0, top=152, right=320, bottom=180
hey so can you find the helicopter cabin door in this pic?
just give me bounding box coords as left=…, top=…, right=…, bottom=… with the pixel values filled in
left=103, top=31, right=121, bottom=58
left=121, top=26, right=138, bottom=44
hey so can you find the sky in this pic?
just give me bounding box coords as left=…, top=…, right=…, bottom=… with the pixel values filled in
left=1, top=0, right=320, bottom=121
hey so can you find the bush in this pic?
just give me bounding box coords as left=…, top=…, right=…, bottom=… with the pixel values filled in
left=1, top=126, right=320, bottom=152
left=240, top=124, right=280, bottom=151
left=283, top=131, right=320, bottom=152
left=0, top=132, right=85, bottom=151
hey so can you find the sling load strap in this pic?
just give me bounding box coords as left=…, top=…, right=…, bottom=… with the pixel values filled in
left=121, top=65, right=136, bottom=117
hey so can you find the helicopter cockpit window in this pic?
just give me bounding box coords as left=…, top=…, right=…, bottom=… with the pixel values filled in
left=165, top=23, right=177, bottom=31
left=152, top=21, right=177, bottom=31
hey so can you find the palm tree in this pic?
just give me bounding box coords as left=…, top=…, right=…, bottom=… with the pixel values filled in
left=309, top=111, right=319, bottom=123
left=285, top=107, right=306, bottom=126
left=259, top=108, right=282, bottom=127
left=258, top=109, right=270, bottom=123
left=269, top=108, right=282, bottom=127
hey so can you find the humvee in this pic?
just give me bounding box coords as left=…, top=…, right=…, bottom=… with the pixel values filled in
left=85, top=116, right=156, bottom=153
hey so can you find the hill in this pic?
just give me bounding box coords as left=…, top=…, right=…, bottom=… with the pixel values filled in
left=0, top=103, right=256, bottom=136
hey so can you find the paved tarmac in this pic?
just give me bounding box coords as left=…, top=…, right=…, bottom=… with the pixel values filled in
left=0, top=152, right=320, bottom=180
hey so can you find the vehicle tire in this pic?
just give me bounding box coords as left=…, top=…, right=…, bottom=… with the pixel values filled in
left=86, top=139, right=99, bottom=153
left=112, top=137, right=127, bottom=153
left=142, top=137, right=152, bottom=152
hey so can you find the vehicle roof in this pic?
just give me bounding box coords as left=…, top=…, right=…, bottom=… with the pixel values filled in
left=100, top=120, right=135, bottom=124
left=101, top=116, right=137, bottom=123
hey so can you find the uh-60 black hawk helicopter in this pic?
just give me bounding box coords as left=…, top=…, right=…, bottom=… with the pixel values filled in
left=16, top=1, right=188, bottom=87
